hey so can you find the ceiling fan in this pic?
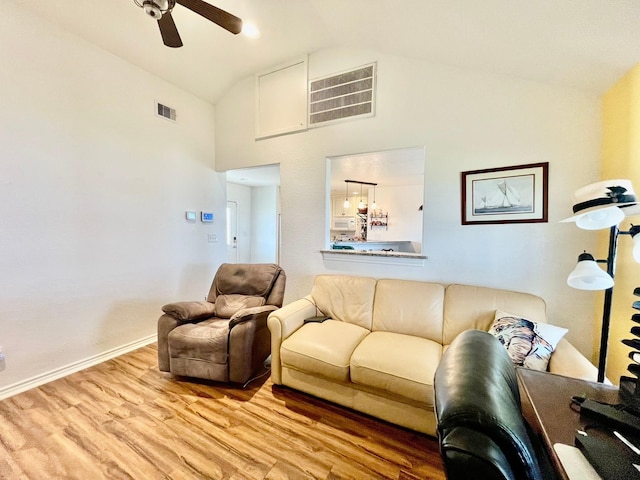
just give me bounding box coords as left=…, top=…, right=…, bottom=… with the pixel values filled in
left=134, top=0, right=243, bottom=48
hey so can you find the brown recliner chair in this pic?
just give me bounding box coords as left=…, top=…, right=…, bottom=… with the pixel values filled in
left=157, top=263, right=286, bottom=384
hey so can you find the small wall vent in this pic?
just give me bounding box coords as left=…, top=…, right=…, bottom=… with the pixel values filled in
left=309, top=63, right=376, bottom=127
left=156, top=102, right=177, bottom=122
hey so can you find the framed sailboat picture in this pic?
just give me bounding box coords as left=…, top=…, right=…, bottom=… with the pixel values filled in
left=461, top=162, right=548, bottom=225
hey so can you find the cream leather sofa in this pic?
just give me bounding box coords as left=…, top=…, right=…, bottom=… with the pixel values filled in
left=267, top=275, right=597, bottom=436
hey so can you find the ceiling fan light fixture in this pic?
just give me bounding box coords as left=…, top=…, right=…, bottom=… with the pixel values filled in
left=241, top=22, right=261, bottom=39
left=135, top=0, right=243, bottom=47
left=141, top=0, right=167, bottom=19
left=144, top=5, right=162, bottom=18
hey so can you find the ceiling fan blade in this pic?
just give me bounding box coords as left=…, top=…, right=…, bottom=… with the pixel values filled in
left=176, top=0, right=243, bottom=34
left=158, top=11, right=183, bottom=48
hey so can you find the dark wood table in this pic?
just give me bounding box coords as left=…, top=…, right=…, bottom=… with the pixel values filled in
left=517, top=368, right=620, bottom=480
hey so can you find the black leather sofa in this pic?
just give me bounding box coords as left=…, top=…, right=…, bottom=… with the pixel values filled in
left=434, top=329, right=556, bottom=480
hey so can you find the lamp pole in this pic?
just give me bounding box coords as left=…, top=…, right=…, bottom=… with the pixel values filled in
left=596, top=225, right=619, bottom=383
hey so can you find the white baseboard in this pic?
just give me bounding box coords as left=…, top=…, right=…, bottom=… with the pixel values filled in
left=0, top=334, right=157, bottom=401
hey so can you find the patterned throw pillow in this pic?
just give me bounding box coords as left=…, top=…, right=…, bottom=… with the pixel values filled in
left=488, top=310, right=568, bottom=371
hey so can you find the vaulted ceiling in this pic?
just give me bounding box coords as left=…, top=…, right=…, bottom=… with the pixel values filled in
left=12, top=0, right=640, bottom=104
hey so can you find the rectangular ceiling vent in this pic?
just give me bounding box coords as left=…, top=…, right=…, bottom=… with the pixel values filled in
left=309, top=63, right=376, bottom=127
left=156, top=101, right=177, bottom=122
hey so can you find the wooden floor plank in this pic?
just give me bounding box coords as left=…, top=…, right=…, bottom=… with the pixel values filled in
left=0, top=344, right=445, bottom=479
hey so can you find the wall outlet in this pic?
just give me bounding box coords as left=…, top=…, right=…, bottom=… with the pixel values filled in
left=208, top=234, right=218, bottom=243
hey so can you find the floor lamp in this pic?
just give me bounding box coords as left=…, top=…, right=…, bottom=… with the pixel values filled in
left=567, top=224, right=640, bottom=382
left=562, top=179, right=640, bottom=383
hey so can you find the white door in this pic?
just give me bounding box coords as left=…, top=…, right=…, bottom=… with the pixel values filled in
left=226, top=201, right=238, bottom=263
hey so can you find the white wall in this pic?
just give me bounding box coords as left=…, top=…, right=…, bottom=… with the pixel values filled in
left=251, top=186, right=279, bottom=263
left=366, top=185, right=423, bottom=245
left=0, top=4, right=227, bottom=395
left=226, top=183, right=252, bottom=262
left=215, top=47, right=602, bottom=358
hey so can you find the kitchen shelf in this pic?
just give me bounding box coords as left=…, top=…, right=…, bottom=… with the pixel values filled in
left=357, top=212, right=368, bottom=240
left=370, top=213, right=388, bottom=229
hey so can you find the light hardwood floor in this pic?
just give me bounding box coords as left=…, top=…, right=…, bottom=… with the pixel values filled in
left=0, top=344, right=445, bottom=479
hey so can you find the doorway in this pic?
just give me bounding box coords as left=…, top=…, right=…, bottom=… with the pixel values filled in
left=226, top=165, right=281, bottom=264
left=226, top=201, right=238, bottom=263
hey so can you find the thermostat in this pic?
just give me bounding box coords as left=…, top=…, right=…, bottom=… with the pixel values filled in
left=185, top=211, right=196, bottom=221
left=201, top=212, right=214, bottom=222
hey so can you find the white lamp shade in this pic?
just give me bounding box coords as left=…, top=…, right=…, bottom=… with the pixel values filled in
left=630, top=225, right=640, bottom=263
left=343, top=199, right=350, bottom=208
left=633, top=232, right=640, bottom=263
left=567, top=254, right=614, bottom=290
left=575, top=205, right=625, bottom=230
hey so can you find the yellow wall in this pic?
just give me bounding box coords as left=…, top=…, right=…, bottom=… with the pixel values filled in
left=601, top=64, right=640, bottom=384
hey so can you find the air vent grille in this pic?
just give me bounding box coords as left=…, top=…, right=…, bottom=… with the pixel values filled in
left=309, top=63, right=376, bottom=127
left=156, top=102, right=177, bottom=121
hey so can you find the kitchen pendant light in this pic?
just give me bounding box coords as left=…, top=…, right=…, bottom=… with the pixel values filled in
left=344, top=181, right=350, bottom=208
left=358, top=183, right=365, bottom=209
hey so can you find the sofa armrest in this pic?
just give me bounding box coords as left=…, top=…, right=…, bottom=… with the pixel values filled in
left=267, top=296, right=318, bottom=384
left=161, top=301, right=216, bottom=323
left=548, top=338, right=605, bottom=383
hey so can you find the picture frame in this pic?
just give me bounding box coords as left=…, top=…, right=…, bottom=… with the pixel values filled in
left=461, top=162, right=548, bottom=225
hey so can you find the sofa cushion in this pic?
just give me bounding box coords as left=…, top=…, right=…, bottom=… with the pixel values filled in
left=280, top=320, right=370, bottom=382
left=442, top=284, right=547, bottom=346
left=168, top=318, right=230, bottom=365
left=372, top=279, right=444, bottom=341
left=350, top=331, right=442, bottom=405
left=215, top=294, right=265, bottom=319
left=488, top=310, right=568, bottom=371
left=311, top=275, right=376, bottom=330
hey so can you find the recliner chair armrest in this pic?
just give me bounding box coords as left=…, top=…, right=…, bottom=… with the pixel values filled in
left=434, top=330, right=544, bottom=480
left=440, top=428, right=515, bottom=480
left=229, top=305, right=278, bottom=328
left=161, top=301, right=216, bottom=323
